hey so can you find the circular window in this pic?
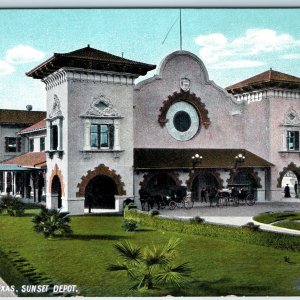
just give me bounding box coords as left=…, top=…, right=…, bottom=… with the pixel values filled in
left=166, top=101, right=200, bottom=141
left=173, top=111, right=191, bottom=132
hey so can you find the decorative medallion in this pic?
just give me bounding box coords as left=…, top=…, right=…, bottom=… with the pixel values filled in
left=85, top=95, right=120, bottom=117
left=180, top=77, right=191, bottom=92
left=282, top=106, right=300, bottom=126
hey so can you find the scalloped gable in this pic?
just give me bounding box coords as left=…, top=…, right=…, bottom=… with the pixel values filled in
left=134, top=50, right=236, bottom=104
left=158, top=51, right=210, bottom=83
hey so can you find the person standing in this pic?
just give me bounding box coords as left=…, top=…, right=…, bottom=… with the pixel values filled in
left=294, top=181, right=298, bottom=197
left=284, top=184, right=291, bottom=198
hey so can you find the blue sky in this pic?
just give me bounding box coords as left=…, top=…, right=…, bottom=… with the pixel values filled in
left=0, top=8, right=300, bottom=111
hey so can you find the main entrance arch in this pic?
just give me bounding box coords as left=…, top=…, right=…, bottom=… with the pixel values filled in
left=230, top=170, right=260, bottom=200
left=190, top=172, right=221, bottom=201
left=51, top=175, right=62, bottom=208
left=85, top=175, right=117, bottom=210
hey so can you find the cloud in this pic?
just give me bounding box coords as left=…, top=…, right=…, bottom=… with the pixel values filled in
left=0, top=60, right=15, bottom=75
left=195, top=28, right=299, bottom=63
left=211, top=60, right=264, bottom=70
left=5, top=45, right=45, bottom=64
left=280, top=54, right=300, bottom=59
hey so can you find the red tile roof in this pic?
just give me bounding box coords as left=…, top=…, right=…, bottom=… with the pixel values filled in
left=27, top=45, right=156, bottom=79
left=1, top=152, right=46, bottom=168
left=19, top=119, right=46, bottom=134
left=226, top=69, right=300, bottom=93
left=0, top=109, right=46, bottom=125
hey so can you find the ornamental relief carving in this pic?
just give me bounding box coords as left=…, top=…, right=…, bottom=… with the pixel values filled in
left=158, top=90, right=210, bottom=129
left=85, top=95, right=120, bottom=117
left=282, top=106, right=300, bottom=126
left=49, top=94, right=63, bottom=119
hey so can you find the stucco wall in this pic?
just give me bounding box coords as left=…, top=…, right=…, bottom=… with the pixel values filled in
left=134, top=51, right=244, bottom=150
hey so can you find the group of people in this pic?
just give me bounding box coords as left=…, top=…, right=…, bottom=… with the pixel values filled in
left=284, top=181, right=298, bottom=198
left=200, top=186, right=217, bottom=203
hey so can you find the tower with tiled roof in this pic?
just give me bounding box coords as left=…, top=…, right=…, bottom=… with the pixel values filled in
left=27, top=45, right=155, bottom=214
left=226, top=68, right=300, bottom=201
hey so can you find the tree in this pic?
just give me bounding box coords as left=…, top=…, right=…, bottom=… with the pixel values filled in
left=107, top=238, right=191, bottom=290
left=32, top=206, right=72, bottom=238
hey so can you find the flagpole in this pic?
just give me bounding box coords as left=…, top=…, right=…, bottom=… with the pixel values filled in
left=180, top=8, right=182, bottom=50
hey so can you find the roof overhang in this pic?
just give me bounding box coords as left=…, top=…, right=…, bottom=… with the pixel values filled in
left=0, top=164, right=35, bottom=171
left=134, top=148, right=274, bottom=170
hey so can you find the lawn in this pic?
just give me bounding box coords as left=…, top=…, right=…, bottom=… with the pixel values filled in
left=1, top=210, right=300, bottom=296
left=253, top=212, right=300, bottom=230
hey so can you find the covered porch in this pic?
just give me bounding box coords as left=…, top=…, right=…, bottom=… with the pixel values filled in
left=0, top=152, right=46, bottom=203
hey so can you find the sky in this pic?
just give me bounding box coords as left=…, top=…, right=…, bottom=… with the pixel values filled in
left=0, top=8, right=300, bottom=111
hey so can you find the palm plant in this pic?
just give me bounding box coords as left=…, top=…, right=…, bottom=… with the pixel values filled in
left=32, top=206, right=73, bottom=238
left=107, top=238, right=191, bottom=290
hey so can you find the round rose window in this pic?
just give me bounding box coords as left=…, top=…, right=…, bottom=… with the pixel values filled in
left=166, top=101, right=200, bottom=141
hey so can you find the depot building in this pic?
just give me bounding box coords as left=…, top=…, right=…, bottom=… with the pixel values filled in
left=1, top=45, right=300, bottom=214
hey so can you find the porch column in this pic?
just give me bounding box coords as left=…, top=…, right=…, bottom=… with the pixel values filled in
left=12, top=172, right=16, bottom=195
left=4, top=171, right=7, bottom=194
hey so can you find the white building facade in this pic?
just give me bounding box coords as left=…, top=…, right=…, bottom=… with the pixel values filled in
left=24, top=46, right=300, bottom=214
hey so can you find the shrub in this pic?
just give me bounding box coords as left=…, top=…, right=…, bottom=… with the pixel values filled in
left=149, top=209, right=160, bottom=216
left=124, top=210, right=300, bottom=252
left=107, top=238, right=191, bottom=290
left=32, top=206, right=73, bottom=238
left=242, top=222, right=260, bottom=231
left=122, top=219, right=138, bottom=232
left=0, top=196, right=25, bottom=216
left=190, top=216, right=205, bottom=224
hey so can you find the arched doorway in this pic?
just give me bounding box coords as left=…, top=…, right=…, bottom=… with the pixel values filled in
left=143, top=173, right=177, bottom=197
left=191, top=172, right=220, bottom=201
left=281, top=171, right=300, bottom=197
left=84, top=175, right=117, bottom=210
left=51, top=175, right=62, bottom=208
left=232, top=171, right=258, bottom=199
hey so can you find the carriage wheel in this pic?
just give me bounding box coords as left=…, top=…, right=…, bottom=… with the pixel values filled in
left=246, top=194, right=255, bottom=206
left=169, top=200, right=176, bottom=210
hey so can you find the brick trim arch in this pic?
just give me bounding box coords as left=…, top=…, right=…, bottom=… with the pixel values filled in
left=277, top=162, right=300, bottom=188
left=158, top=90, right=210, bottom=129
left=76, top=164, right=126, bottom=197
left=48, top=163, right=65, bottom=197
left=227, top=168, right=262, bottom=188
left=139, top=171, right=182, bottom=193
left=186, top=170, right=223, bottom=190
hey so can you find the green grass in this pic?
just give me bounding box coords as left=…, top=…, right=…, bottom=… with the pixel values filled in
left=1, top=210, right=300, bottom=296
left=253, top=212, right=300, bottom=224
left=253, top=212, right=300, bottom=232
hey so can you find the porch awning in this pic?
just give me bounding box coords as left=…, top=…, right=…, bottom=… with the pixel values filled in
left=0, top=164, right=33, bottom=171
left=1, top=152, right=46, bottom=169
left=134, top=148, right=274, bottom=170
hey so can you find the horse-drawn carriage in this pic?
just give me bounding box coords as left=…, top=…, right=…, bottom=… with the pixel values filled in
left=212, top=184, right=256, bottom=207
left=140, top=186, right=193, bottom=210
